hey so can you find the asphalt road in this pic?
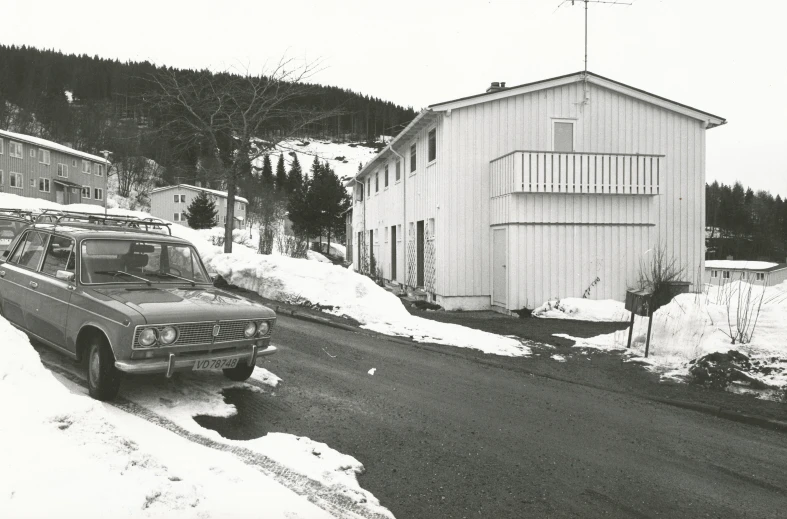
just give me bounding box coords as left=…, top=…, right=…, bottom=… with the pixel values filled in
left=194, top=313, right=787, bottom=519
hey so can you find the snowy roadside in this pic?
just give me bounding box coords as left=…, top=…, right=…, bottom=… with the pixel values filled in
left=0, top=317, right=345, bottom=519
left=538, top=283, right=787, bottom=397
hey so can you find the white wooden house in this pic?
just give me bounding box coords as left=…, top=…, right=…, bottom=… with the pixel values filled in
left=705, top=260, right=787, bottom=286
left=149, top=184, right=248, bottom=228
left=349, top=71, right=726, bottom=312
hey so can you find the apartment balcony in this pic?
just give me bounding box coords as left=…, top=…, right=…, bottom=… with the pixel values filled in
left=490, top=151, right=664, bottom=197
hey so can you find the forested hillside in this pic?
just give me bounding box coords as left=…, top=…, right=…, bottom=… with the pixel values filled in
left=706, top=181, right=787, bottom=262
left=0, top=44, right=416, bottom=183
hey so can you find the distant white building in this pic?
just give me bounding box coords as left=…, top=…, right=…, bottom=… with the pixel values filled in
left=149, top=184, right=248, bottom=228
left=705, top=260, right=787, bottom=286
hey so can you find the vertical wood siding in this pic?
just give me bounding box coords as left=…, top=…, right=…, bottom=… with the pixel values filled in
left=440, top=80, right=707, bottom=308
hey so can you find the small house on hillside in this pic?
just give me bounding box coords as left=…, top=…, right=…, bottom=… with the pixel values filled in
left=149, top=184, right=248, bottom=228
left=705, top=260, right=787, bottom=286
left=0, top=129, right=109, bottom=206
left=348, top=71, right=726, bottom=312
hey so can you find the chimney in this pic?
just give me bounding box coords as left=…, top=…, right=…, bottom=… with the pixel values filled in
left=486, top=81, right=507, bottom=93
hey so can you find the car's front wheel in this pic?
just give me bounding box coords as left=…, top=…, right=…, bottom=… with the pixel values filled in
left=86, top=336, right=122, bottom=401
left=223, top=362, right=255, bottom=381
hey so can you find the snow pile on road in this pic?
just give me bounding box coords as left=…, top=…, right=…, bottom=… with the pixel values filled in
left=556, top=281, right=787, bottom=393
left=533, top=298, right=630, bottom=322
left=0, top=317, right=334, bottom=519
left=209, top=253, right=531, bottom=356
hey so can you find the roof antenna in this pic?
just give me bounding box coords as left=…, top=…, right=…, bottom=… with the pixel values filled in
left=559, top=0, right=632, bottom=106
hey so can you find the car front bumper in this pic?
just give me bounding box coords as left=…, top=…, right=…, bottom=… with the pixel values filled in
left=115, top=344, right=277, bottom=377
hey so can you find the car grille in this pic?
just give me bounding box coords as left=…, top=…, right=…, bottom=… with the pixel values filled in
left=133, top=320, right=272, bottom=348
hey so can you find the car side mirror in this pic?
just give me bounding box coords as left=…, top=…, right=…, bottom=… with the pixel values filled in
left=1, top=250, right=8, bottom=258
left=56, top=270, right=75, bottom=283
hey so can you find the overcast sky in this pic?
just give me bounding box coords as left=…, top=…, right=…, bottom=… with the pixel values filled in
left=4, top=0, right=786, bottom=197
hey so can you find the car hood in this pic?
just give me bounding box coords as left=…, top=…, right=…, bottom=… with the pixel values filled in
left=92, top=285, right=275, bottom=324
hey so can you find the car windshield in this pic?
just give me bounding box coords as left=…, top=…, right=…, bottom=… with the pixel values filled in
left=80, top=239, right=210, bottom=285
left=0, top=219, right=28, bottom=252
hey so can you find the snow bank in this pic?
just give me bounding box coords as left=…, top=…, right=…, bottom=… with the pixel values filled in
left=533, top=298, right=630, bottom=322
left=556, top=281, right=787, bottom=391
left=0, top=317, right=333, bottom=519
left=210, top=253, right=530, bottom=356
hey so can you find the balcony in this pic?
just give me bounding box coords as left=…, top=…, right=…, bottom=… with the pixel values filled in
left=490, top=151, right=664, bottom=197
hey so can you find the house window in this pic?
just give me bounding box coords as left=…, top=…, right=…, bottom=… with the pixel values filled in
left=10, top=172, right=22, bottom=189
left=39, top=178, right=50, bottom=193
left=553, top=120, right=575, bottom=152
left=366, top=177, right=370, bottom=196
left=722, top=271, right=730, bottom=279
left=72, top=159, right=77, bottom=167
left=375, top=173, right=379, bottom=193
left=95, top=164, right=104, bottom=177
left=395, top=160, right=401, bottom=181
left=29, top=148, right=36, bottom=158
left=384, top=164, right=389, bottom=188
left=711, top=270, right=718, bottom=278
left=410, top=143, right=417, bottom=173
left=38, top=149, right=51, bottom=165
left=756, top=272, right=765, bottom=281
left=428, top=129, right=436, bottom=162
left=57, top=164, right=69, bottom=178
left=9, top=141, right=23, bottom=159
left=81, top=186, right=91, bottom=199
left=174, top=213, right=181, bottom=222
left=82, top=160, right=91, bottom=174
left=94, top=188, right=103, bottom=200
left=357, top=183, right=364, bottom=202
left=29, top=178, right=35, bottom=188
left=0, top=138, right=3, bottom=154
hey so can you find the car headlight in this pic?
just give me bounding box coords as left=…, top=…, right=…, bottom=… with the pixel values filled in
left=257, top=321, right=270, bottom=336
left=138, top=328, right=158, bottom=347
left=160, top=326, right=178, bottom=345
left=244, top=322, right=257, bottom=338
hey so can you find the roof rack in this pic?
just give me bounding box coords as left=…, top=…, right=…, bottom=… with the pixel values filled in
left=0, top=208, right=36, bottom=221
left=33, top=209, right=172, bottom=236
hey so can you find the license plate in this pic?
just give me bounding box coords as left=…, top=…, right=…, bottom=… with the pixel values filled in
left=0, top=239, right=10, bottom=245
left=193, top=358, right=239, bottom=371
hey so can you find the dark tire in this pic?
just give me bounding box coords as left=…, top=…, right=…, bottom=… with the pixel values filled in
left=222, top=361, right=255, bottom=382
left=86, top=335, right=122, bottom=401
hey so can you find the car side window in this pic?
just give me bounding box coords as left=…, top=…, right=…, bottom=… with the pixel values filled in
left=41, top=235, right=76, bottom=277
left=10, top=231, right=47, bottom=270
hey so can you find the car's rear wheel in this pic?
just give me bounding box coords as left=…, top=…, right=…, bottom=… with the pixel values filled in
left=86, top=335, right=122, bottom=401
left=222, top=362, right=255, bottom=381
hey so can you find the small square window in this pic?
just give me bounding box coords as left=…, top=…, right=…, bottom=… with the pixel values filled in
left=711, top=270, right=718, bottom=278
left=72, top=159, right=77, bottom=167
left=553, top=121, right=574, bottom=152
left=756, top=272, right=765, bottom=281
left=29, top=178, right=35, bottom=188
left=30, top=148, right=36, bottom=158
left=722, top=271, right=730, bottom=279
left=174, top=213, right=180, bottom=222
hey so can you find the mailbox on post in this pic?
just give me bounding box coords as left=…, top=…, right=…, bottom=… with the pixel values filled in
left=625, top=288, right=655, bottom=357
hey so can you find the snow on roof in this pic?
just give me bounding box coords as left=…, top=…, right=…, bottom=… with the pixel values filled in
left=705, top=260, right=787, bottom=272
left=0, top=129, right=110, bottom=164
left=150, top=184, right=249, bottom=205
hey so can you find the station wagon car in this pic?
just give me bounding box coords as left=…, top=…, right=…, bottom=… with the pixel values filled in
left=0, top=212, right=277, bottom=400
left=0, top=209, right=34, bottom=253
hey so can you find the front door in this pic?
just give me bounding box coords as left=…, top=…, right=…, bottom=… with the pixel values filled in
left=55, top=185, right=65, bottom=204
left=25, top=234, right=75, bottom=348
left=417, top=221, right=425, bottom=287
left=492, top=228, right=507, bottom=307
left=391, top=225, right=397, bottom=281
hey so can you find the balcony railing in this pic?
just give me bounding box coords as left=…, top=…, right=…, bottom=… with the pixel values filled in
left=490, top=151, right=664, bottom=197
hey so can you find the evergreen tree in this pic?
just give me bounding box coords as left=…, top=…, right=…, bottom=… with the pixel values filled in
left=275, top=153, right=287, bottom=192
left=288, top=154, right=303, bottom=194
left=185, top=191, right=218, bottom=229
left=260, top=154, right=274, bottom=190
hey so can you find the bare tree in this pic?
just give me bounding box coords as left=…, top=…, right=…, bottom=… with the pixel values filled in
left=146, top=59, right=340, bottom=252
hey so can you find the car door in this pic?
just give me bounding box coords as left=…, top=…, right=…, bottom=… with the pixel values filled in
left=25, top=233, right=76, bottom=348
left=0, top=230, right=47, bottom=327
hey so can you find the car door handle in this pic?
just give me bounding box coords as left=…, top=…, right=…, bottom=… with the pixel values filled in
left=0, top=270, right=5, bottom=277
left=29, top=281, right=38, bottom=289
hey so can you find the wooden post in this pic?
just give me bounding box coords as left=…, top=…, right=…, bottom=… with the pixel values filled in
left=644, top=302, right=655, bottom=358
left=626, top=304, right=636, bottom=349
